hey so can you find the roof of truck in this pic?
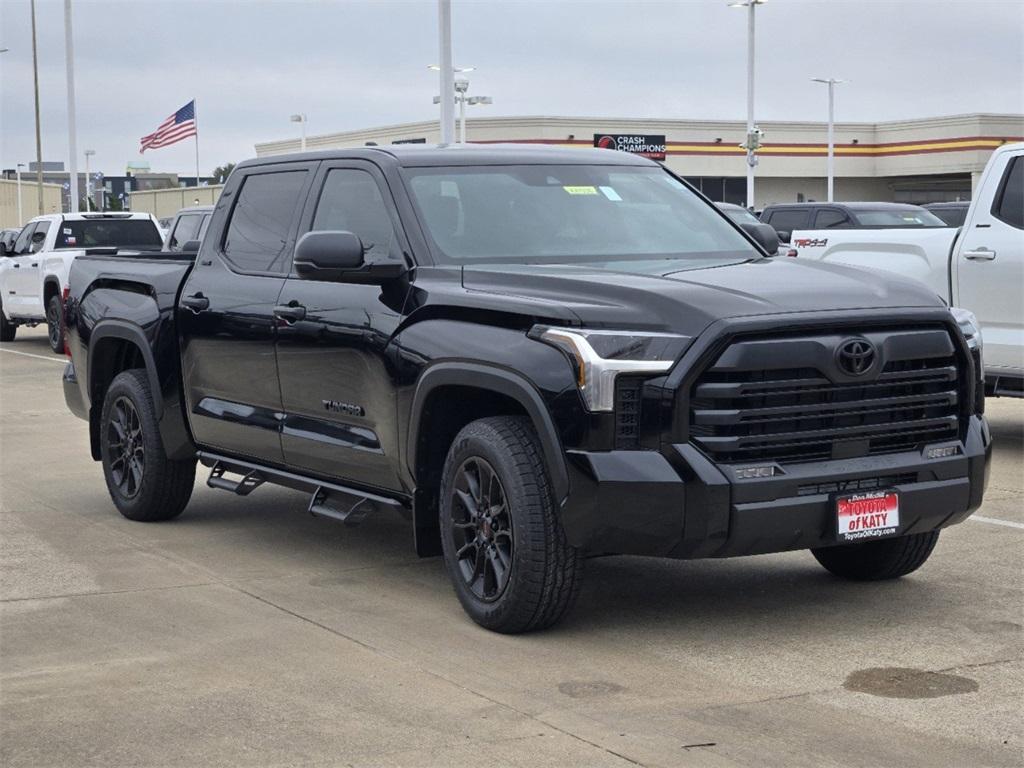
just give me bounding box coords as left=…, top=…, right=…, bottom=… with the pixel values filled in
left=762, top=202, right=930, bottom=212
left=239, top=143, right=656, bottom=169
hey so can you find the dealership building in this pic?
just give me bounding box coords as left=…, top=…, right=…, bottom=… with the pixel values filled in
left=255, top=112, right=1023, bottom=208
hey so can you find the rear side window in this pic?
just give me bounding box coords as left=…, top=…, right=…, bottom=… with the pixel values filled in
left=310, top=169, right=397, bottom=260
left=54, top=219, right=162, bottom=249
left=168, top=214, right=203, bottom=250
left=814, top=209, right=850, bottom=229
left=223, top=171, right=307, bottom=273
left=764, top=209, right=810, bottom=232
left=993, top=156, right=1023, bottom=229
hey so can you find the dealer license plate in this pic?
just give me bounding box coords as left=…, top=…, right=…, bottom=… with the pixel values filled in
left=836, top=490, right=900, bottom=542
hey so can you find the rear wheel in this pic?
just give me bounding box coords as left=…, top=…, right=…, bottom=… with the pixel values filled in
left=439, top=416, right=582, bottom=633
left=0, top=302, right=15, bottom=342
left=812, top=531, right=940, bottom=581
left=46, top=295, right=63, bottom=353
left=100, top=369, right=196, bottom=522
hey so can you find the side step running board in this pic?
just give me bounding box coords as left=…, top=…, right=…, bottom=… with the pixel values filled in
left=207, top=462, right=265, bottom=495
left=198, top=451, right=408, bottom=527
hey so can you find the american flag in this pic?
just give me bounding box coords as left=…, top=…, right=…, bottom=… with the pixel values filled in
left=139, top=100, right=197, bottom=153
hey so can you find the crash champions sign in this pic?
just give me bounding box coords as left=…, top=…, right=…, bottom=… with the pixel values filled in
left=594, top=133, right=667, bottom=161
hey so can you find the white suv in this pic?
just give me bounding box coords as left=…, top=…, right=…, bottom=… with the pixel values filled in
left=0, top=212, right=163, bottom=350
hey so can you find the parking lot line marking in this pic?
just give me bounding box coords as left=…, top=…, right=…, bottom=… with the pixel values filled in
left=970, top=515, right=1024, bottom=530
left=0, top=348, right=66, bottom=364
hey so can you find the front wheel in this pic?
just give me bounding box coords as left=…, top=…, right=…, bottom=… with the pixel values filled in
left=439, top=416, right=582, bottom=633
left=100, top=369, right=196, bottom=522
left=811, top=530, right=940, bottom=581
left=0, top=308, right=15, bottom=342
left=46, top=295, right=64, bottom=353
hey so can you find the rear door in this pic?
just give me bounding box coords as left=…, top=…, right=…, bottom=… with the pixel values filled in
left=954, top=150, right=1024, bottom=375
left=274, top=161, right=411, bottom=490
left=178, top=162, right=316, bottom=463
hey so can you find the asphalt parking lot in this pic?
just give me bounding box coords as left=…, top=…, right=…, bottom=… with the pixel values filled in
left=1, top=325, right=1021, bottom=768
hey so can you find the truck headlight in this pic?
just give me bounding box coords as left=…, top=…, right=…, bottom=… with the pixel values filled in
left=951, top=307, right=982, bottom=355
left=530, top=326, right=690, bottom=412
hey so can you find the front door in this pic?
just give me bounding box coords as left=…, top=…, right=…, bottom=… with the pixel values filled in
left=275, top=162, right=411, bottom=491
left=5, top=223, right=45, bottom=315
left=179, top=163, right=316, bottom=464
left=954, top=152, right=1023, bottom=376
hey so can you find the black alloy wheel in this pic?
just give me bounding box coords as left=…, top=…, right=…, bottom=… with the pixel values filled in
left=46, top=296, right=63, bottom=352
left=448, top=456, right=514, bottom=602
left=106, top=395, right=145, bottom=498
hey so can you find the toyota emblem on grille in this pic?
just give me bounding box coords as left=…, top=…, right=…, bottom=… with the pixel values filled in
left=836, top=338, right=877, bottom=376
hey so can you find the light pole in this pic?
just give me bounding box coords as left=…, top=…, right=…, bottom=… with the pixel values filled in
left=429, top=61, right=475, bottom=144
left=289, top=114, right=307, bottom=152
left=436, top=0, right=456, bottom=144
left=64, top=0, right=79, bottom=212
left=454, top=79, right=469, bottom=143
left=729, top=0, right=764, bottom=210
left=30, top=0, right=44, bottom=214
left=16, top=164, right=25, bottom=224
left=812, top=78, right=844, bottom=202
left=83, top=149, right=95, bottom=211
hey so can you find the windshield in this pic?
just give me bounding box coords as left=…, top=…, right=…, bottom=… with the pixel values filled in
left=404, top=165, right=755, bottom=266
left=54, top=219, right=163, bottom=250
left=853, top=209, right=947, bottom=227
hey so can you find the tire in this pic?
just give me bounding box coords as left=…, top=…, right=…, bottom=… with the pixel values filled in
left=0, top=303, right=15, bottom=342
left=46, top=295, right=64, bottom=353
left=439, top=416, right=582, bottom=633
left=100, top=368, right=196, bottom=522
left=812, top=530, right=940, bottom=581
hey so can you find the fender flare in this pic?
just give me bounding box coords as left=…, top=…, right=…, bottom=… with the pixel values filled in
left=407, top=362, right=570, bottom=502
left=88, top=321, right=164, bottom=419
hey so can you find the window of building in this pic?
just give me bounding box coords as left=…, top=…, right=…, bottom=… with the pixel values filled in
left=222, top=170, right=307, bottom=273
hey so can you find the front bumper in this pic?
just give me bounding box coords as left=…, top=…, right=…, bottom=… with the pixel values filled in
left=560, top=415, right=991, bottom=558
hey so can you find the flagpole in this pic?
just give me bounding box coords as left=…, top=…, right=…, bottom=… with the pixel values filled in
left=193, top=99, right=200, bottom=189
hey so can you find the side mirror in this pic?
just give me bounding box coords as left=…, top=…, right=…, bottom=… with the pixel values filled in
left=181, top=239, right=202, bottom=253
left=294, top=230, right=405, bottom=284
left=740, top=222, right=780, bottom=255
left=0, top=242, right=8, bottom=257
left=775, top=229, right=792, bottom=244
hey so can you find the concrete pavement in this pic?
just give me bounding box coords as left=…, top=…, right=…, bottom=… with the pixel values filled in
left=2, top=326, right=1021, bottom=767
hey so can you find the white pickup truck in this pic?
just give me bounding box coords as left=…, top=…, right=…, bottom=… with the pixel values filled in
left=0, top=212, right=163, bottom=351
left=788, top=142, right=1023, bottom=396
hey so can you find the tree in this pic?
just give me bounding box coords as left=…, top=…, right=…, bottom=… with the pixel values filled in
left=210, top=162, right=236, bottom=185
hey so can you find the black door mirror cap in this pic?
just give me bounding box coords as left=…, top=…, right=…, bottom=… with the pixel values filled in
left=181, top=239, right=202, bottom=253
left=294, top=230, right=406, bottom=284
left=739, top=221, right=781, bottom=255
left=775, top=229, right=792, bottom=243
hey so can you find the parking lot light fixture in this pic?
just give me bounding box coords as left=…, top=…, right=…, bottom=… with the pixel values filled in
left=729, top=0, right=765, bottom=210
left=812, top=77, right=844, bottom=202
left=289, top=114, right=307, bottom=152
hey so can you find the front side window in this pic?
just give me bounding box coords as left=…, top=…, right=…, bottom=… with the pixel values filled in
left=223, top=170, right=307, bottom=273
left=12, top=224, right=35, bottom=255
left=29, top=221, right=50, bottom=252
left=815, top=209, right=851, bottom=229
left=310, top=169, right=397, bottom=260
left=404, top=165, right=755, bottom=266
left=993, top=156, right=1023, bottom=229
left=169, top=214, right=202, bottom=250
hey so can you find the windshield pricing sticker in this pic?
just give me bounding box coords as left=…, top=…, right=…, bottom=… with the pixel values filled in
left=836, top=491, right=899, bottom=541
left=63, top=228, right=74, bottom=234
left=563, top=185, right=599, bottom=195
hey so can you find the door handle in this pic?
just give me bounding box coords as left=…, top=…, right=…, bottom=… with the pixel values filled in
left=181, top=293, right=210, bottom=312
left=12, top=264, right=18, bottom=269
left=273, top=303, right=306, bottom=323
left=30, top=263, right=38, bottom=268
left=963, top=248, right=996, bottom=261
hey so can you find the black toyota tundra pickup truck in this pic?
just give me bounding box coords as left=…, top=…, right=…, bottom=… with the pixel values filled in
left=63, top=145, right=991, bottom=633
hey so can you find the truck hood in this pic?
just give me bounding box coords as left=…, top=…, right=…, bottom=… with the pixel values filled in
left=451, top=256, right=946, bottom=336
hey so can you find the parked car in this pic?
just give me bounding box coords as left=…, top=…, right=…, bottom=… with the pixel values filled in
left=0, top=212, right=163, bottom=349
left=787, top=142, right=1023, bottom=397
left=715, top=202, right=782, bottom=255
left=924, top=201, right=971, bottom=228
left=761, top=202, right=948, bottom=243
left=0, top=227, right=22, bottom=257
left=63, top=145, right=990, bottom=633
left=162, top=205, right=214, bottom=252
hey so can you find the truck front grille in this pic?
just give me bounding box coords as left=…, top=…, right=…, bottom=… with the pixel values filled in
left=689, top=327, right=964, bottom=464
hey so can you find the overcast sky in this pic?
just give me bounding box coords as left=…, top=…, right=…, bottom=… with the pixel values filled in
left=0, top=0, right=1021, bottom=177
